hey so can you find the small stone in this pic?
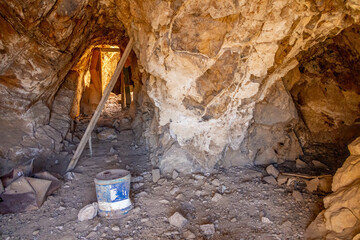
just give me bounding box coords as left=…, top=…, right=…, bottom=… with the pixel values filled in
left=170, top=187, right=179, bottom=195
left=263, top=176, right=277, bottom=185
left=312, top=160, right=329, bottom=169
left=112, top=226, right=120, bottom=231
left=277, top=174, right=288, bottom=185
left=211, top=179, right=220, bottom=187
left=296, top=159, right=307, bottom=168
left=200, top=224, right=215, bottom=235
left=133, top=182, right=144, bottom=190
left=131, top=176, right=144, bottom=183
left=78, top=203, right=98, bottom=221
left=266, top=165, right=279, bottom=178
left=109, top=147, right=116, bottom=154
left=194, top=174, right=205, bottom=180
left=152, top=169, right=161, bottom=183
left=306, top=178, right=319, bottom=192
left=261, top=217, right=272, bottom=224
left=183, top=230, right=196, bottom=239
left=159, top=199, right=170, bottom=204
left=32, top=230, right=40, bottom=236
left=172, top=170, right=179, bottom=179
left=230, top=218, right=237, bottom=222
left=175, top=193, right=184, bottom=199
left=211, top=193, right=222, bottom=202
left=97, top=128, right=117, bottom=141
left=141, top=218, right=149, bottom=222
left=219, top=185, right=227, bottom=193
left=86, top=232, right=97, bottom=239
left=169, top=212, right=188, bottom=228
left=292, top=190, right=304, bottom=201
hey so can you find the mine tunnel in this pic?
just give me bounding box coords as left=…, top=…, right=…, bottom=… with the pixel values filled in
left=0, top=1, right=360, bottom=239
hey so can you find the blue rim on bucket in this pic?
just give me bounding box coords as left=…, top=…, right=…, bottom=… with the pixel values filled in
left=94, top=169, right=133, bottom=219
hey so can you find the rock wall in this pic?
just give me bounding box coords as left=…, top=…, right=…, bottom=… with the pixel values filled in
left=1, top=0, right=360, bottom=174
left=115, top=0, right=360, bottom=172
left=305, top=137, right=360, bottom=239
left=284, top=25, right=360, bottom=146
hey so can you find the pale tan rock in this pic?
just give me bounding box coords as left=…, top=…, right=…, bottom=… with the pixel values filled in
left=332, top=155, right=360, bottom=192
left=292, top=190, right=303, bottom=202
left=296, top=159, right=307, bottom=169
left=348, top=137, right=360, bottom=155
left=277, top=174, right=288, bottom=185
left=306, top=178, right=319, bottom=192
left=266, top=165, right=279, bottom=178
left=263, top=176, right=277, bottom=185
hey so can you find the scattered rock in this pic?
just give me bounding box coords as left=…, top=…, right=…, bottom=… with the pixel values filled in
left=277, top=174, right=288, bottom=185
left=86, top=232, right=97, bottom=239
left=32, top=230, right=39, bottom=236
left=230, top=218, right=237, bottom=222
left=266, top=165, right=279, bottom=178
left=133, top=182, right=144, bottom=190
left=306, top=178, right=319, bottom=192
left=131, top=176, right=144, bottom=183
left=296, top=159, right=307, bottom=168
left=211, top=193, right=223, bottom=202
left=312, top=160, right=329, bottom=170
left=77, top=203, right=98, bottom=221
left=292, top=190, right=303, bottom=202
left=109, top=147, right=116, bottom=154
left=169, top=212, right=188, bottom=228
left=152, top=169, right=161, bottom=183
left=97, top=128, right=117, bottom=141
left=172, top=170, right=179, bottom=179
left=263, top=176, right=277, bottom=185
left=170, top=187, right=179, bottom=195
left=211, top=179, right=220, bottom=187
left=159, top=199, right=169, bottom=204
left=183, top=230, right=196, bottom=239
left=112, top=226, right=120, bottom=231
left=261, top=217, right=272, bottom=224
left=200, top=224, right=215, bottom=235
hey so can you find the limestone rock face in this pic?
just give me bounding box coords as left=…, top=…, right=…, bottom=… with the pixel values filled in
left=306, top=137, right=360, bottom=239
left=115, top=0, right=360, bottom=171
left=1, top=0, right=360, bottom=173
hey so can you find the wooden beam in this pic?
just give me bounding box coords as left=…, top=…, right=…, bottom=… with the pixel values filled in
left=101, top=48, right=121, bottom=53
left=66, top=38, right=134, bottom=172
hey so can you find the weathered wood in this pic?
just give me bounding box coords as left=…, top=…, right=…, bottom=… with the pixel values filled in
left=281, top=172, right=332, bottom=179
left=101, top=48, right=121, bottom=53
left=66, top=38, right=134, bottom=172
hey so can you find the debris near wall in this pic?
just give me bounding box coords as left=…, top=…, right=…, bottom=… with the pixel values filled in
left=0, top=161, right=62, bottom=214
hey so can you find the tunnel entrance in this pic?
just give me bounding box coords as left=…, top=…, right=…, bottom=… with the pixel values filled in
left=79, top=46, right=135, bottom=118
left=282, top=24, right=360, bottom=174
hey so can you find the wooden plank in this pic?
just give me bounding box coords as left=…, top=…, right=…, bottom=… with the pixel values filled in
left=101, top=48, right=121, bottom=53
left=66, top=38, right=134, bottom=172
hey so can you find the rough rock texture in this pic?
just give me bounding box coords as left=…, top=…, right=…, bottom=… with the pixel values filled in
left=116, top=0, right=360, bottom=172
left=1, top=0, right=360, bottom=174
left=284, top=25, right=360, bottom=146
left=306, top=137, right=360, bottom=239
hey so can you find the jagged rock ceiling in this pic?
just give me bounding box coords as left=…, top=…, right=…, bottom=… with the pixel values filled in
left=0, top=0, right=360, bottom=175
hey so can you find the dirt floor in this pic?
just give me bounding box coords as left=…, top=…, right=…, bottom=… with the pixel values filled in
left=0, top=100, right=326, bottom=240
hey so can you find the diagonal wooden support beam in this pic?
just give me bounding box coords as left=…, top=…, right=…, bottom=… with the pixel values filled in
left=66, top=38, right=134, bottom=172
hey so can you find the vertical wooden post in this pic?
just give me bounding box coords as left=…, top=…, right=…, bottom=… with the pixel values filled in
left=66, top=38, right=134, bottom=172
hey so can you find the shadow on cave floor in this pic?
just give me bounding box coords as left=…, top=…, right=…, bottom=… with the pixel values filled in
left=276, top=143, right=350, bottom=177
